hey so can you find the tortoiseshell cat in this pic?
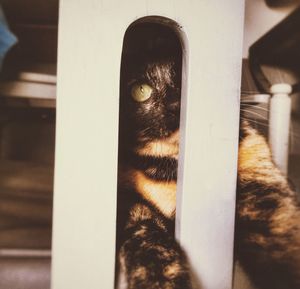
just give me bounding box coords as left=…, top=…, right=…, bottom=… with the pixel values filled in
left=116, top=22, right=300, bottom=289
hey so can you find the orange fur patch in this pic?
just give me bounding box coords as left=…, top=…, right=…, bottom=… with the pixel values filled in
left=133, top=170, right=176, bottom=218
left=136, top=130, right=179, bottom=159
left=238, top=129, right=286, bottom=184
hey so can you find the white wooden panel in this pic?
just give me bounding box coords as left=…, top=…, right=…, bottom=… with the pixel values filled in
left=52, top=1, right=245, bottom=289
left=175, top=2, right=244, bottom=289
left=51, top=1, right=124, bottom=288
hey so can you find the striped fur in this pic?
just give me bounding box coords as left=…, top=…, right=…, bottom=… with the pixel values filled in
left=236, top=120, right=300, bottom=289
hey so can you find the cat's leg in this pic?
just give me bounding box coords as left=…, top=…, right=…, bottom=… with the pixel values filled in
left=118, top=203, right=192, bottom=289
left=236, top=121, right=300, bottom=289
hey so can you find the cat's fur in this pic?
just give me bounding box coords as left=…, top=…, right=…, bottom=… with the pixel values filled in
left=236, top=121, right=300, bottom=289
left=116, top=22, right=300, bottom=289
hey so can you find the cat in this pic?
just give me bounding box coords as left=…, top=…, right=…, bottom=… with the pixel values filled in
left=116, top=21, right=300, bottom=289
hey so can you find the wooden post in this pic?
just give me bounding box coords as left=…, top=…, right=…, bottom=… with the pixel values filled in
left=51, top=1, right=245, bottom=289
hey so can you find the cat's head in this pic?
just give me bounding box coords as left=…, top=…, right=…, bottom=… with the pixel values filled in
left=119, top=23, right=182, bottom=148
left=120, top=54, right=181, bottom=146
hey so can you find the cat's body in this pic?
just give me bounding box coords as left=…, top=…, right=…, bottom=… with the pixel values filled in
left=236, top=121, right=300, bottom=289
left=116, top=22, right=300, bottom=289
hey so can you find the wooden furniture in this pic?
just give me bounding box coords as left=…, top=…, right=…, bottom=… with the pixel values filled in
left=0, top=1, right=246, bottom=289
left=51, top=1, right=244, bottom=289
left=0, top=1, right=58, bottom=288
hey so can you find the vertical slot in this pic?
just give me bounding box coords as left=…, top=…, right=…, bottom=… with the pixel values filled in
left=115, top=17, right=186, bottom=288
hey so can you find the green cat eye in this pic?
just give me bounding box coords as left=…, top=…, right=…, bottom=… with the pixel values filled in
left=131, top=83, right=153, bottom=102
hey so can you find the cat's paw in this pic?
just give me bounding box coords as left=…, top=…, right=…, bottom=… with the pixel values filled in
left=118, top=221, right=192, bottom=289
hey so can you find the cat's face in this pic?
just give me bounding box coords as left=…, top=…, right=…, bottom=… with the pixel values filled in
left=120, top=55, right=182, bottom=147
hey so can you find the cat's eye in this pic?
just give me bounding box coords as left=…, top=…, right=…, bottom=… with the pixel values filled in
left=131, top=83, right=153, bottom=102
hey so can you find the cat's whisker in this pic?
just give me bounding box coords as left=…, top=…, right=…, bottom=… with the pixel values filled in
left=241, top=104, right=300, bottom=140
left=240, top=109, right=269, bottom=121
left=241, top=91, right=266, bottom=94
left=240, top=116, right=269, bottom=128
left=240, top=104, right=270, bottom=113
left=240, top=116, right=300, bottom=140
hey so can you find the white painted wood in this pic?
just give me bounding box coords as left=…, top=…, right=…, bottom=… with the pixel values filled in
left=51, top=1, right=125, bottom=288
left=175, top=2, right=244, bottom=289
left=52, top=1, right=245, bottom=289
left=269, top=83, right=292, bottom=175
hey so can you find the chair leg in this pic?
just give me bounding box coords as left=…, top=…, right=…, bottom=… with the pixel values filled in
left=268, top=83, right=292, bottom=175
